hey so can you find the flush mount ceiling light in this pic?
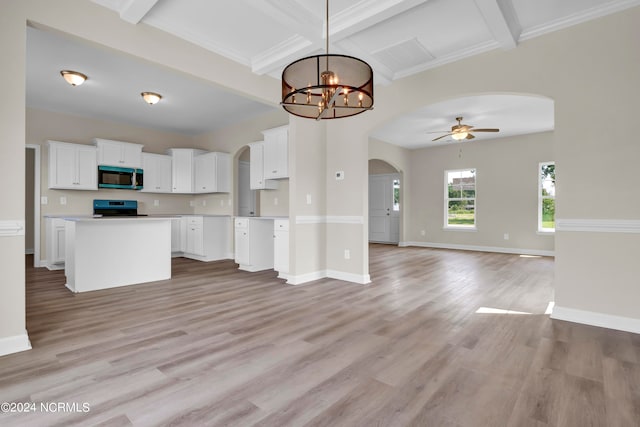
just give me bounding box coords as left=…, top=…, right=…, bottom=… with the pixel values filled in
left=60, top=70, right=87, bottom=86
left=281, top=0, right=373, bottom=120
left=141, top=92, right=162, bottom=105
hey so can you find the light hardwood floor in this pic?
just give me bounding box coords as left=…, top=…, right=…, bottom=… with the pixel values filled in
left=1, top=246, right=639, bottom=426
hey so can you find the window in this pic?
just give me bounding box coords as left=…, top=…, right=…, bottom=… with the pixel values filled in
left=445, top=169, right=476, bottom=228
left=392, top=178, right=400, bottom=211
left=538, top=162, right=555, bottom=232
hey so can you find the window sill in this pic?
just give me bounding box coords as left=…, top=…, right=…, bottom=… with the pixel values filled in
left=443, top=226, right=477, bottom=232
left=537, top=229, right=555, bottom=235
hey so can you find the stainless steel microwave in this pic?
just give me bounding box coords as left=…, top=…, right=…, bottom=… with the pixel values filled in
left=97, top=165, right=143, bottom=190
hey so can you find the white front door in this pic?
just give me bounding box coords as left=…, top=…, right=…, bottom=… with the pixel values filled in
left=369, top=174, right=400, bottom=243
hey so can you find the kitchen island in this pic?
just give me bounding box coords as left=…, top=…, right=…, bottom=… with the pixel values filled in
left=64, top=216, right=173, bottom=293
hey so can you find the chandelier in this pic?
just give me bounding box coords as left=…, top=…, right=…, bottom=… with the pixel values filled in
left=281, top=0, right=374, bottom=120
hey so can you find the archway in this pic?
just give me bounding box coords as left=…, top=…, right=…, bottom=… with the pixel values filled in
left=368, top=159, right=401, bottom=244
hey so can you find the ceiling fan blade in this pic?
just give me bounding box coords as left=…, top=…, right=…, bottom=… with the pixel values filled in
left=471, top=128, right=499, bottom=132
left=466, top=133, right=475, bottom=140
left=432, top=133, right=452, bottom=141
left=426, top=130, right=451, bottom=134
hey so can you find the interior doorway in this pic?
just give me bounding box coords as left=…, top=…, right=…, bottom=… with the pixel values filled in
left=237, top=146, right=257, bottom=217
left=25, top=144, right=41, bottom=267
left=369, top=159, right=400, bottom=244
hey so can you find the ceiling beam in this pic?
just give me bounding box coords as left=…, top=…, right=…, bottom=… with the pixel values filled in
left=119, top=0, right=160, bottom=24
left=473, top=0, right=521, bottom=49
left=330, top=0, right=430, bottom=41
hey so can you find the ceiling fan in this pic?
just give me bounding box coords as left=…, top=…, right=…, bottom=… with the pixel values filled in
left=430, top=116, right=499, bottom=141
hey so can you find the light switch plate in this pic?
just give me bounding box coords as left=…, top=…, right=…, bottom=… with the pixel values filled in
left=153, top=200, right=159, bottom=207
left=59, top=196, right=67, bottom=205
left=189, top=200, right=195, bottom=207
left=41, top=196, right=48, bottom=205
left=306, top=194, right=312, bottom=205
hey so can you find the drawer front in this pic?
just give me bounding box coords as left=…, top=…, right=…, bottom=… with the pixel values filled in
left=274, top=219, right=289, bottom=231
left=235, top=218, right=248, bottom=229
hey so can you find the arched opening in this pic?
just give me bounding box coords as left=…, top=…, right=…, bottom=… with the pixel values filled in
left=235, top=146, right=257, bottom=217
left=368, top=159, right=401, bottom=244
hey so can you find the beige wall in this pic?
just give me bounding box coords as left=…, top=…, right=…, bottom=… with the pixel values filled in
left=191, top=109, right=289, bottom=217
left=405, top=131, right=554, bottom=251
left=368, top=159, right=398, bottom=175
left=1, top=1, right=27, bottom=340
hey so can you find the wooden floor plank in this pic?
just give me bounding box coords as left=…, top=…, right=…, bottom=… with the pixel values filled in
left=0, top=247, right=636, bottom=426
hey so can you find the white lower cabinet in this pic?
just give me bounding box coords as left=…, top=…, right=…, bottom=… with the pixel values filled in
left=182, top=216, right=231, bottom=262
left=46, top=218, right=67, bottom=270
left=234, top=217, right=274, bottom=272
left=273, top=219, right=289, bottom=279
left=171, top=217, right=186, bottom=254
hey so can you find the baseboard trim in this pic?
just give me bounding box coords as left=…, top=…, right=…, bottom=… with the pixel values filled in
left=286, top=270, right=327, bottom=285
left=286, top=269, right=371, bottom=285
left=326, top=270, right=371, bottom=284
left=551, top=305, right=640, bottom=334
left=399, top=241, right=554, bottom=257
left=45, top=262, right=65, bottom=271
left=0, top=331, right=32, bottom=357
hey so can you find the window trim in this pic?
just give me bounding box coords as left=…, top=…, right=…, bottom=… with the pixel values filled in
left=538, top=161, right=555, bottom=233
left=444, top=168, right=477, bottom=231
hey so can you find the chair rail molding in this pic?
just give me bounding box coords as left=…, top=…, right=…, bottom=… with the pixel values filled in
left=555, top=218, right=640, bottom=233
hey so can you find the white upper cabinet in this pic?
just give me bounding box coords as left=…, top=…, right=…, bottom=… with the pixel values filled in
left=93, top=138, right=143, bottom=168
left=261, top=125, right=288, bottom=179
left=48, top=140, right=97, bottom=190
left=248, top=142, right=278, bottom=190
left=166, top=148, right=207, bottom=193
left=194, top=152, right=231, bottom=193
left=140, top=152, right=172, bottom=193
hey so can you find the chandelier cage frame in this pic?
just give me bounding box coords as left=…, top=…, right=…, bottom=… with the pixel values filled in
left=280, top=0, right=374, bottom=120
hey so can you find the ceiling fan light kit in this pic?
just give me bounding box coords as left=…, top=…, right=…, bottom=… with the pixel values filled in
left=281, top=0, right=373, bottom=120
left=432, top=116, right=499, bottom=142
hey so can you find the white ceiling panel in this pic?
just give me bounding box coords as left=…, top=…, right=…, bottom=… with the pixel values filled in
left=370, top=94, right=554, bottom=149
left=26, top=27, right=274, bottom=135
left=33, top=0, right=636, bottom=136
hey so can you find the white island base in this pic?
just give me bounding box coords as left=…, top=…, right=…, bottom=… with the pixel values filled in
left=64, top=218, right=172, bottom=293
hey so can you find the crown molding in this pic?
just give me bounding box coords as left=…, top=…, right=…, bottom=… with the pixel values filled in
left=520, top=0, right=640, bottom=41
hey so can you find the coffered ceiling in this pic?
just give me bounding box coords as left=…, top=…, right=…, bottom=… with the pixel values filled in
left=26, top=0, right=640, bottom=139
left=93, top=0, right=640, bottom=84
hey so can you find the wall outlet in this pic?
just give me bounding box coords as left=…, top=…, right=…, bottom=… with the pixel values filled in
left=153, top=199, right=159, bottom=207
left=189, top=200, right=195, bottom=207
left=40, top=196, right=48, bottom=205
left=504, top=233, right=509, bottom=240
left=228, top=198, right=232, bottom=206
left=274, top=197, right=279, bottom=206
left=59, top=196, right=67, bottom=205
left=420, top=230, right=426, bottom=236
left=220, top=199, right=224, bottom=206
left=202, top=200, right=207, bottom=207
left=336, top=171, right=344, bottom=180
left=306, top=194, right=312, bottom=205
left=344, top=249, right=350, bottom=259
